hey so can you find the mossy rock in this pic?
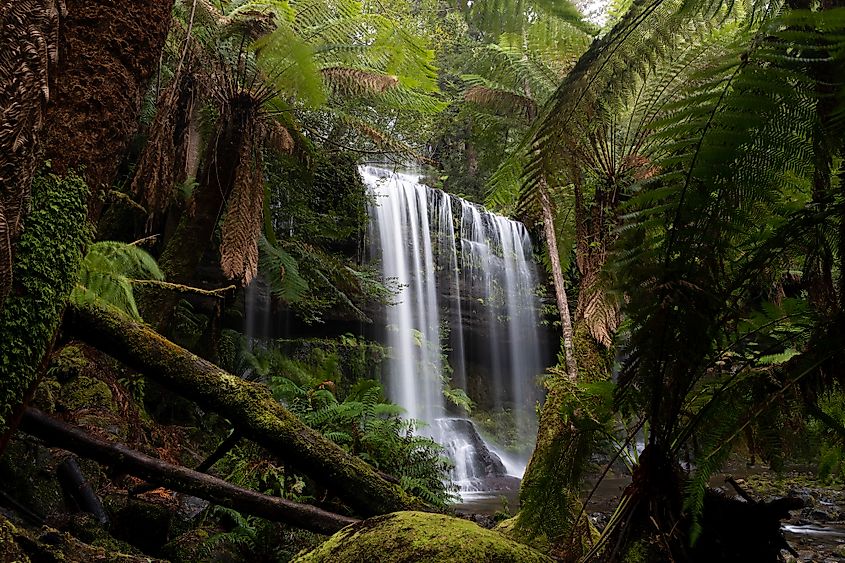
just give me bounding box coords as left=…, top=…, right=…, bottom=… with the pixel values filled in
left=160, top=527, right=215, bottom=562
left=0, top=439, right=66, bottom=519
left=0, top=514, right=164, bottom=563
left=494, top=515, right=552, bottom=553
left=59, top=376, right=115, bottom=412
left=0, top=517, right=31, bottom=563
left=32, top=378, right=61, bottom=413
left=49, top=345, right=90, bottom=381
left=104, top=494, right=178, bottom=554
left=292, top=511, right=553, bottom=563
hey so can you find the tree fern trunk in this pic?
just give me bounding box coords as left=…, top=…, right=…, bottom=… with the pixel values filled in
left=141, top=100, right=259, bottom=332
left=41, top=0, right=174, bottom=218
left=0, top=0, right=62, bottom=312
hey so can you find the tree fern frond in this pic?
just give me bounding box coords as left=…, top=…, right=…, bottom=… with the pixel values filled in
left=72, top=242, right=164, bottom=320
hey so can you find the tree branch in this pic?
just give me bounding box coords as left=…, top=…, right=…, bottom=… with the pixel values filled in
left=20, top=408, right=359, bottom=534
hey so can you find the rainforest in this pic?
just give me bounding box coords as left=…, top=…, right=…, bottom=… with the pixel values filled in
left=1, top=0, right=844, bottom=561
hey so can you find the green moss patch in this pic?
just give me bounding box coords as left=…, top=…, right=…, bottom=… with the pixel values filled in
left=0, top=172, right=90, bottom=430
left=293, top=511, right=553, bottom=563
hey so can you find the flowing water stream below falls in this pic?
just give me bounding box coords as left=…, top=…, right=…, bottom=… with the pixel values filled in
left=363, top=165, right=555, bottom=501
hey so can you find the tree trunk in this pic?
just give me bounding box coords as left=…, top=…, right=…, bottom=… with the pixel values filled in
left=42, top=0, right=174, bottom=214
left=21, top=408, right=359, bottom=534
left=0, top=175, right=89, bottom=443
left=539, top=179, right=577, bottom=380
left=65, top=302, right=427, bottom=517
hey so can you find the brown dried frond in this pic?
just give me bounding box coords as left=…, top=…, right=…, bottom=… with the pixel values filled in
left=622, top=153, right=659, bottom=181
left=262, top=120, right=294, bottom=155
left=321, top=67, right=400, bottom=96
left=220, top=125, right=264, bottom=285
left=464, top=86, right=537, bottom=122
left=0, top=0, right=63, bottom=308
left=0, top=205, right=10, bottom=308
left=579, top=287, right=620, bottom=348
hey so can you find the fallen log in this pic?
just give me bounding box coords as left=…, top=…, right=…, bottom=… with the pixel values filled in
left=57, top=456, right=110, bottom=525
left=20, top=408, right=359, bottom=534
left=65, top=302, right=426, bottom=516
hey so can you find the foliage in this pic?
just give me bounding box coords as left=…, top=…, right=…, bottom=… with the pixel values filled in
left=270, top=375, right=458, bottom=508
left=0, top=172, right=90, bottom=429
left=569, top=4, right=845, bottom=558
left=261, top=150, right=395, bottom=323
left=72, top=241, right=164, bottom=320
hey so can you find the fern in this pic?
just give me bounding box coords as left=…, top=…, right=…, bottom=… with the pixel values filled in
left=72, top=241, right=164, bottom=320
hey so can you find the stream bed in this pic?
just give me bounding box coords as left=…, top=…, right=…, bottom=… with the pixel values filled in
left=453, top=468, right=845, bottom=561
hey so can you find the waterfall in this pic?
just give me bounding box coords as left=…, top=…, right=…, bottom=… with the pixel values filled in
left=363, top=165, right=548, bottom=491
left=367, top=166, right=444, bottom=423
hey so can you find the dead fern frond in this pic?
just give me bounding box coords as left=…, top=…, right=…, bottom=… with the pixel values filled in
left=0, top=0, right=63, bottom=309
left=578, top=285, right=620, bottom=347
left=464, top=85, right=537, bottom=121
left=321, top=67, right=399, bottom=96
left=220, top=120, right=264, bottom=285
left=261, top=120, right=294, bottom=155
left=131, top=69, right=204, bottom=228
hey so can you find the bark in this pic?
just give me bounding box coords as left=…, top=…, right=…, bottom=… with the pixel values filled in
left=539, top=179, right=577, bottom=380
left=42, top=0, right=174, bottom=213
left=65, top=302, right=426, bottom=516
left=21, top=408, right=359, bottom=534
left=57, top=457, right=110, bottom=525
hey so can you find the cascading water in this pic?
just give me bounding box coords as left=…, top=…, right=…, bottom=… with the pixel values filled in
left=363, top=165, right=548, bottom=494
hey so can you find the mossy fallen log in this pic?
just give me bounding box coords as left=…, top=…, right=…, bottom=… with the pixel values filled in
left=65, top=302, right=426, bottom=516
left=292, top=511, right=554, bottom=563
left=21, top=408, right=358, bottom=534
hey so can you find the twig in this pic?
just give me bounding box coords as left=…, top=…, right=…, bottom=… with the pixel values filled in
left=130, top=279, right=236, bottom=298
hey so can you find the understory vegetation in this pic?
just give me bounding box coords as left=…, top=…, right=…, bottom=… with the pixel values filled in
left=2, top=0, right=845, bottom=561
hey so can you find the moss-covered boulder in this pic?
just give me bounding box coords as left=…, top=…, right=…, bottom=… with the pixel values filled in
left=292, top=511, right=553, bottom=563
left=0, top=514, right=164, bottom=563
left=0, top=517, right=31, bottom=563
left=59, top=376, right=115, bottom=412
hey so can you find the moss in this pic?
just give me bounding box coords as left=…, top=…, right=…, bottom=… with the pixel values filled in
left=292, top=511, right=553, bottom=563
left=0, top=439, right=67, bottom=518
left=572, top=324, right=614, bottom=383
left=515, top=323, right=613, bottom=554
left=58, top=376, right=115, bottom=412
left=0, top=513, right=162, bottom=563
left=104, top=494, right=176, bottom=554
left=32, top=378, right=61, bottom=413
left=160, top=527, right=219, bottom=562
left=0, top=172, right=91, bottom=431
left=494, top=516, right=552, bottom=553
left=0, top=516, right=32, bottom=563
left=48, top=345, right=89, bottom=381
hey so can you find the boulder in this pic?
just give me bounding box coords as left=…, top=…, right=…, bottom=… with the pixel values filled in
left=293, top=511, right=553, bottom=563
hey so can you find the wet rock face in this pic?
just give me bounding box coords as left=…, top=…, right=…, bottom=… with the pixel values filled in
left=433, top=418, right=507, bottom=477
